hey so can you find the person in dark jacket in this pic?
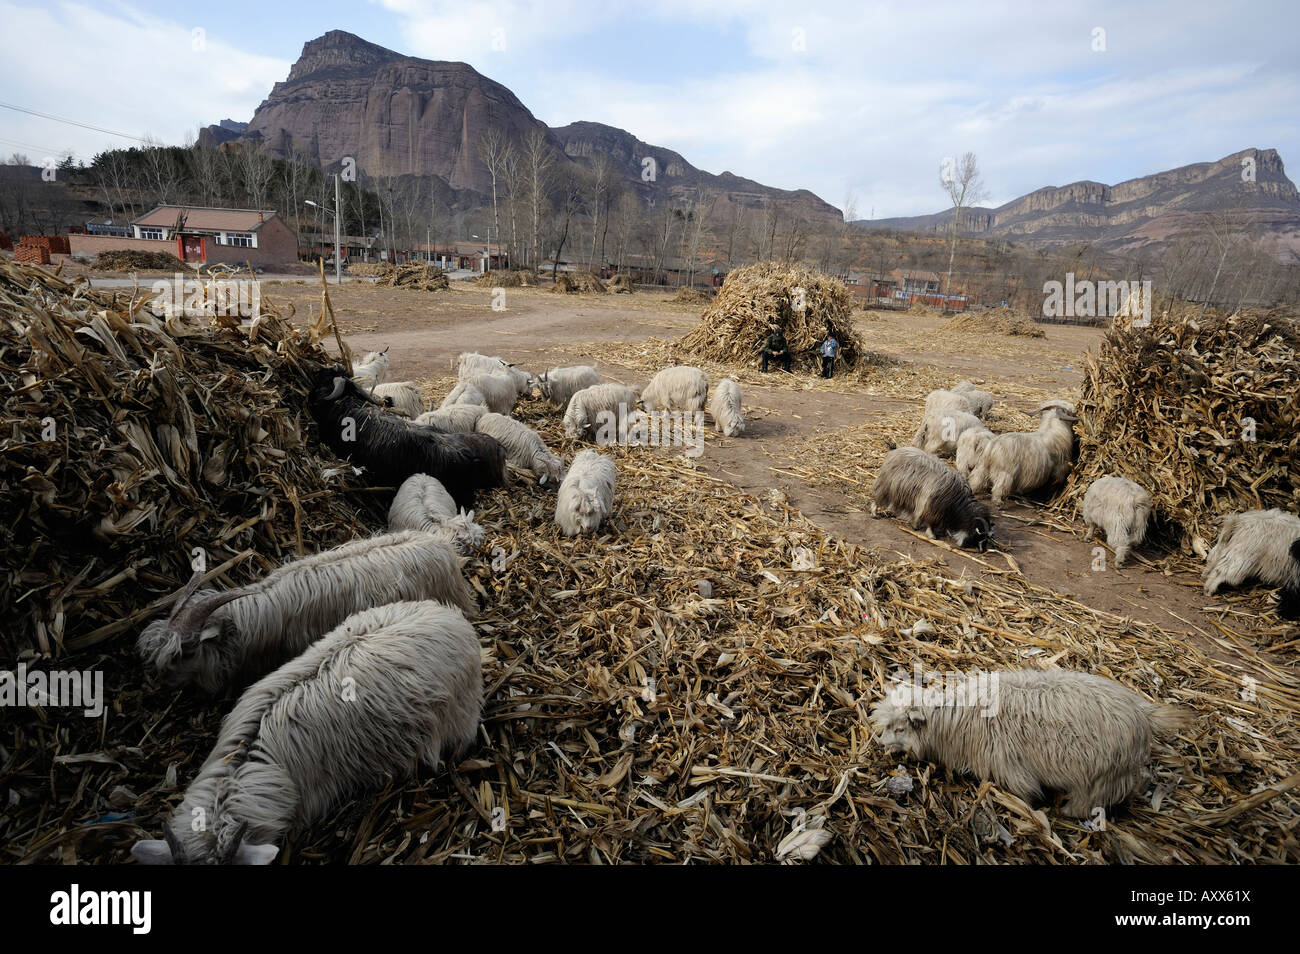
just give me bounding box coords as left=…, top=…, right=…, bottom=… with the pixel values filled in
left=761, top=327, right=791, bottom=372
left=819, top=329, right=840, bottom=378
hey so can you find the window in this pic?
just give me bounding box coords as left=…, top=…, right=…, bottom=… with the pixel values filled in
left=139, top=227, right=164, bottom=240
left=224, top=232, right=254, bottom=248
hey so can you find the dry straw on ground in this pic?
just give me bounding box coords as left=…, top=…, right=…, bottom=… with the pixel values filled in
left=943, top=306, right=1047, bottom=338
left=669, top=286, right=713, bottom=305
left=3, top=260, right=1297, bottom=865
left=679, top=263, right=860, bottom=373
left=608, top=274, right=635, bottom=294
left=93, top=250, right=186, bottom=272
left=372, top=262, right=451, bottom=291
left=1057, top=304, right=1300, bottom=554
left=476, top=270, right=540, bottom=288
left=551, top=271, right=608, bottom=294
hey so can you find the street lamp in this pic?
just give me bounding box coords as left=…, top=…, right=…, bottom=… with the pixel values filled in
left=305, top=172, right=342, bottom=284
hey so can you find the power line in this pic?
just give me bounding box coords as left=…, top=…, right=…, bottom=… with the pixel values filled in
left=0, top=101, right=152, bottom=144
left=0, top=135, right=67, bottom=156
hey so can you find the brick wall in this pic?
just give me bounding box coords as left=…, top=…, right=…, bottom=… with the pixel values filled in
left=15, top=244, right=51, bottom=264
left=69, top=235, right=178, bottom=260
left=70, top=224, right=300, bottom=268
left=20, top=235, right=71, bottom=254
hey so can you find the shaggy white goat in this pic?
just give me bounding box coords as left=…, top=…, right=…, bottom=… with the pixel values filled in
left=968, top=402, right=1077, bottom=506
left=370, top=381, right=425, bottom=419
left=415, top=404, right=487, bottom=433
left=438, top=381, right=487, bottom=410
left=475, top=412, right=565, bottom=485
left=708, top=378, right=745, bottom=437
left=387, top=474, right=485, bottom=555
left=536, top=365, right=600, bottom=409
left=870, top=668, right=1189, bottom=818
left=951, top=380, right=994, bottom=418
left=137, top=531, right=474, bottom=693
left=131, top=600, right=482, bottom=864
left=1203, top=509, right=1300, bottom=617
left=871, top=447, right=993, bottom=550
left=563, top=382, right=639, bottom=439
left=912, top=408, right=986, bottom=457
left=352, top=350, right=390, bottom=390
left=451, top=372, right=517, bottom=414
left=457, top=352, right=530, bottom=390
left=924, top=389, right=977, bottom=418
left=639, top=366, right=710, bottom=412
left=1082, top=476, right=1152, bottom=567
left=955, top=426, right=995, bottom=481
left=555, top=449, right=616, bottom=536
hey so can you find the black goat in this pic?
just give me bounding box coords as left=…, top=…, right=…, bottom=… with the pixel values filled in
left=308, top=368, right=506, bottom=510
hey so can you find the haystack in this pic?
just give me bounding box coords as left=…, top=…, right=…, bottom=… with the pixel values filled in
left=678, top=262, right=860, bottom=370
left=608, top=273, right=635, bottom=294
left=1058, top=304, right=1300, bottom=552
left=942, top=306, right=1045, bottom=338
left=0, top=258, right=374, bottom=659
left=551, top=271, right=607, bottom=294
left=476, top=269, right=537, bottom=288
left=94, top=249, right=185, bottom=271
left=375, top=262, right=450, bottom=291
left=347, top=262, right=391, bottom=277
left=670, top=286, right=712, bottom=304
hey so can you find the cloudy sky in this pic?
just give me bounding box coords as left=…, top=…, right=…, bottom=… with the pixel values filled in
left=2, top=0, right=1296, bottom=218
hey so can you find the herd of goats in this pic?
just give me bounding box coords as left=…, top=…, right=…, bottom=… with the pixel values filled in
left=125, top=348, right=1299, bottom=863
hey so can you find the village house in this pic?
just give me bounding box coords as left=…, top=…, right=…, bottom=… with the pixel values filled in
left=68, top=206, right=300, bottom=268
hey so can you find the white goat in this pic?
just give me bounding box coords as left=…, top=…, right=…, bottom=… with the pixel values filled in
left=952, top=380, right=994, bottom=418
left=457, top=352, right=531, bottom=391
left=708, top=378, right=745, bottom=437
left=137, top=531, right=474, bottom=693
left=387, top=474, right=485, bottom=555
left=452, top=373, right=517, bottom=415
left=131, top=600, right=482, bottom=864
left=1082, top=476, right=1152, bottom=567
left=968, top=402, right=1077, bottom=507
left=563, top=382, right=639, bottom=439
left=370, top=381, right=425, bottom=419
left=870, top=668, right=1189, bottom=818
left=1203, top=509, right=1300, bottom=617
left=415, top=404, right=487, bottom=433
left=555, top=449, right=616, bottom=536
left=955, top=427, right=995, bottom=481
left=640, top=365, right=710, bottom=412
left=475, top=412, right=565, bottom=485
left=536, top=365, right=600, bottom=409
left=439, top=381, right=487, bottom=410
left=924, top=389, right=977, bottom=418
left=912, top=408, right=986, bottom=457
left=352, top=350, right=390, bottom=390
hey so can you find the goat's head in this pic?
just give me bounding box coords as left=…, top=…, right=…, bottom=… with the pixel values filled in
left=136, top=568, right=251, bottom=693
left=132, top=819, right=278, bottom=866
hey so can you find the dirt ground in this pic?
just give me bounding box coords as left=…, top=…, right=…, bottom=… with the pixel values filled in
left=263, top=278, right=1295, bottom=676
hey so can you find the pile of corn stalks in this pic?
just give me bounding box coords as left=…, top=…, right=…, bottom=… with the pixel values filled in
left=1057, top=304, right=1300, bottom=553
left=551, top=271, right=607, bottom=294
left=373, top=262, right=450, bottom=291
left=942, top=307, right=1046, bottom=338
left=0, top=258, right=374, bottom=658
left=679, top=262, right=860, bottom=372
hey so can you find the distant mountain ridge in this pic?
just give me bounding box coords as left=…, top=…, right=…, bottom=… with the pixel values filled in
left=200, top=30, right=841, bottom=225
left=857, top=149, right=1300, bottom=260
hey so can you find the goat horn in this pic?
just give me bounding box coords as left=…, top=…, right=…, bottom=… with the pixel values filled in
left=220, top=821, right=249, bottom=864
left=167, top=567, right=208, bottom=622
left=325, top=376, right=347, bottom=400
left=172, top=587, right=249, bottom=638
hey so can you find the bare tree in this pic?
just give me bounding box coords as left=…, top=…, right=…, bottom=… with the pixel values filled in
left=523, top=129, right=554, bottom=269
left=940, top=152, right=986, bottom=295
left=141, top=136, right=184, bottom=207
left=190, top=145, right=223, bottom=207
left=585, top=152, right=613, bottom=269
left=477, top=126, right=508, bottom=269
left=238, top=142, right=276, bottom=210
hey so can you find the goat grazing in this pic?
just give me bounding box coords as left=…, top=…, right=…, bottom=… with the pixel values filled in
left=387, top=474, right=484, bottom=555
left=309, top=368, right=506, bottom=510
left=870, top=668, right=1190, bottom=818
left=1204, top=509, right=1300, bottom=619
left=639, top=365, right=710, bottom=413
left=968, top=402, right=1077, bottom=507
left=871, top=447, right=992, bottom=550
left=137, top=530, right=474, bottom=694
left=351, top=349, right=390, bottom=390
left=924, top=389, right=977, bottom=418
left=442, top=372, right=517, bottom=415
left=955, top=426, right=994, bottom=481
left=555, top=449, right=616, bottom=536
left=951, top=380, right=994, bottom=418
left=457, top=352, right=531, bottom=391
left=131, top=599, right=482, bottom=864
left=475, top=412, right=565, bottom=485
left=912, top=408, right=986, bottom=457
left=563, top=382, right=639, bottom=439
left=370, top=381, right=425, bottom=419
left=536, top=365, right=600, bottom=409
left=708, top=378, right=745, bottom=437
left=1082, top=476, right=1152, bottom=567
left=415, top=404, right=487, bottom=433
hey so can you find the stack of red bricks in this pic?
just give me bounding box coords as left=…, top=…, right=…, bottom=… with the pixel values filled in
left=14, top=243, right=51, bottom=264
left=19, top=234, right=71, bottom=255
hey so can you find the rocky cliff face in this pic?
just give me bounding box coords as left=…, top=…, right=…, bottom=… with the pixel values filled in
left=206, top=31, right=840, bottom=225
left=860, top=148, right=1300, bottom=258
